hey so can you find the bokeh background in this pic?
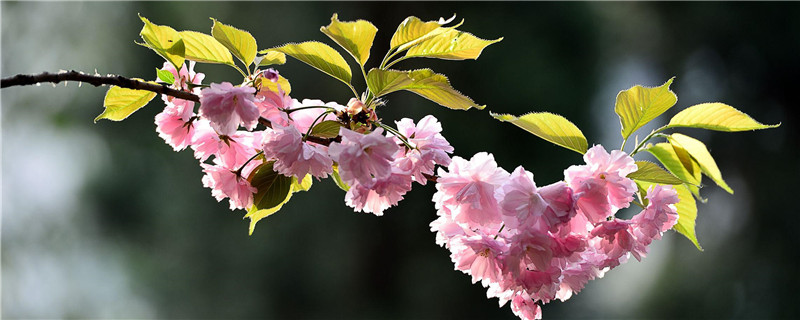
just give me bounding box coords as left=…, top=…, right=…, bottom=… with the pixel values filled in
left=2, top=1, right=798, bottom=319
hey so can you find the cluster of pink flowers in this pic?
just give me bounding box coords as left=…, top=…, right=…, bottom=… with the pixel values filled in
left=152, top=62, right=680, bottom=320
left=431, top=146, right=679, bottom=319
left=153, top=63, right=453, bottom=215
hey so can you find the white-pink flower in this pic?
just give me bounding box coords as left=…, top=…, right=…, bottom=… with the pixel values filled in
left=155, top=110, right=195, bottom=151
left=328, top=128, right=399, bottom=187
left=159, top=60, right=205, bottom=95
left=199, top=82, right=259, bottom=136
left=262, top=124, right=333, bottom=179
left=498, top=166, right=549, bottom=232
left=394, top=115, right=454, bottom=185
left=564, top=145, right=638, bottom=223
left=344, top=171, right=413, bottom=216
left=510, top=294, right=543, bottom=320
left=434, top=152, right=509, bottom=229
left=449, top=233, right=509, bottom=285
left=201, top=162, right=257, bottom=210
left=631, top=184, right=680, bottom=245
left=191, top=120, right=258, bottom=168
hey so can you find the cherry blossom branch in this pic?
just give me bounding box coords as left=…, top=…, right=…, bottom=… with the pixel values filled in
left=0, top=70, right=200, bottom=103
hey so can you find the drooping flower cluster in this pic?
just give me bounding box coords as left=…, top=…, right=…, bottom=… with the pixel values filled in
left=151, top=62, right=678, bottom=320
left=152, top=63, right=454, bottom=217
left=431, top=146, right=679, bottom=319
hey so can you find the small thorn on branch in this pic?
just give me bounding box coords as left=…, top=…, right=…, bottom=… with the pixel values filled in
left=1, top=70, right=200, bottom=102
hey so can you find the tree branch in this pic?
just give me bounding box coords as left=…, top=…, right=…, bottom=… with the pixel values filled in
left=1, top=70, right=200, bottom=102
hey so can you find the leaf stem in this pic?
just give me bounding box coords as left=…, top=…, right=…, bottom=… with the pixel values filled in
left=285, top=105, right=337, bottom=114
left=303, top=110, right=335, bottom=142
left=236, top=151, right=264, bottom=177
left=375, top=122, right=415, bottom=150
left=630, top=125, right=669, bottom=156
left=494, top=224, right=506, bottom=240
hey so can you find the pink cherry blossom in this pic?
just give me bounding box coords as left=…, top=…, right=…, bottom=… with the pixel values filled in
left=498, top=166, right=549, bottom=232
left=155, top=110, right=195, bottom=151
left=328, top=128, right=399, bottom=187
left=393, top=115, right=453, bottom=185
left=434, top=152, right=509, bottom=229
left=344, top=171, right=413, bottom=215
left=191, top=120, right=258, bottom=168
left=199, top=82, right=259, bottom=136
left=262, top=124, right=333, bottom=179
left=159, top=60, right=205, bottom=95
left=564, top=145, right=638, bottom=223
left=590, top=219, right=638, bottom=266
left=631, top=184, right=680, bottom=245
left=510, top=294, right=542, bottom=320
left=287, top=99, right=344, bottom=134
left=201, top=162, right=257, bottom=210
left=449, top=233, right=509, bottom=285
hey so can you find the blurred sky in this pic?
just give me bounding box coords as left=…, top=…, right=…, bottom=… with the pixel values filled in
left=2, top=2, right=798, bottom=319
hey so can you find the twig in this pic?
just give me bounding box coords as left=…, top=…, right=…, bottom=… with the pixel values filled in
left=1, top=70, right=200, bottom=102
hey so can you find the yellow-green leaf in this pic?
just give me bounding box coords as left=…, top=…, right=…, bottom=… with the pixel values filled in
left=139, top=15, right=185, bottom=69
left=366, top=68, right=413, bottom=97
left=674, top=184, right=702, bottom=250
left=366, top=69, right=482, bottom=110
left=615, top=77, right=678, bottom=139
left=246, top=175, right=312, bottom=235
left=268, top=41, right=352, bottom=85
left=256, top=74, right=291, bottom=95
left=310, top=120, right=343, bottom=138
left=178, top=31, right=234, bottom=65
left=390, top=15, right=460, bottom=51
left=637, top=181, right=702, bottom=250
left=331, top=164, right=350, bottom=192
left=405, top=28, right=502, bottom=60
left=668, top=133, right=733, bottom=194
left=211, top=18, right=257, bottom=66
left=292, top=174, right=313, bottom=192
left=95, top=83, right=158, bottom=122
left=491, top=112, right=588, bottom=154
left=390, top=16, right=444, bottom=50
left=646, top=142, right=701, bottom=186
left=249, top=161, right=293, bottom=211
left=628, top=161, right=684, bottom=185
left=257, top=51, right=287, bottom=67
left=667, top=102, right=780, bottom=131
left=320, top=13, right=377, bottom=66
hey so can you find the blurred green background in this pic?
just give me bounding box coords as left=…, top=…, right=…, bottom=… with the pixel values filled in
left=2, top=1, right=798, bottom=319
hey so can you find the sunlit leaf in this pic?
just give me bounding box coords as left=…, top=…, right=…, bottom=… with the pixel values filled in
left=211, top=18, right=258, bottom=66
left=95, top=83, right=158, bottom=122
left=246, top=174, right=312, bottom=235
left=156, top=68, right=175, bottom=85
left=491, top=112, right=588, bottom=154
left=320, top=13, right=378, bottom=66
left=255, top=74, right=292, bottom=95
left=628, top=161, right=684, bottom=185
left=667, top=102, right=780, bottom=131
left=178, top=31, right=234, bottom=65
left=248, top=161, right=293, bottom=211
left=292, top=174, right=313, bottom=192
left=139, top=15, right=185, bottom=69
left=257, top=51, right=287, bottom=66
left=637, top=181, right=702, bottom=251
left=645, top=142, right=701, bottom=186
left=405, top=28, right=502, bottom=60
left=331, top=164, right=350, bottom=192
left=615, top=77, right=677, bottom=139
left=390, top=15, right=460, bottom=51
left=366, top=69, right=483, bottom=110
left=310, top=120, right=343, bottom=138
left=267, top=41, right=352, bottom=85
left=668, top=133, right=733, bottom=194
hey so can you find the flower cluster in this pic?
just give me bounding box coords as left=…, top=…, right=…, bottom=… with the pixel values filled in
left=431, top=146, right=679, bottom=319
left=153, top=63, right=453, bottom=216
